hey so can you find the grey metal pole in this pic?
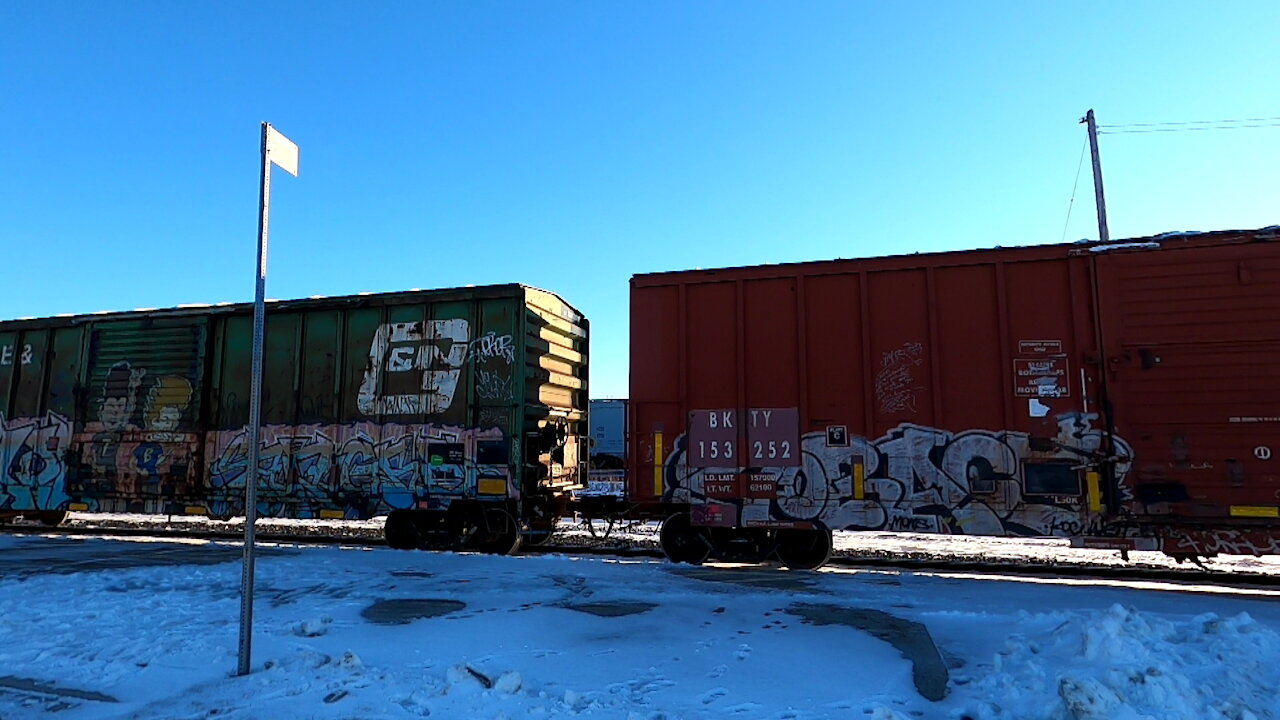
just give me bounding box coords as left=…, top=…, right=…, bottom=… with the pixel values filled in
left=237, top=122, right=271, bottom=677
left=1082, top=109, right=1110, bottom=242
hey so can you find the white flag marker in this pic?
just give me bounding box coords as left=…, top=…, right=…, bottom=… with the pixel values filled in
left=265, top=125, right=300, bottom=177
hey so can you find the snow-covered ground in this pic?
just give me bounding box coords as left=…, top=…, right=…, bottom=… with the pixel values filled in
left=2, top=533, right=1279, bottom=719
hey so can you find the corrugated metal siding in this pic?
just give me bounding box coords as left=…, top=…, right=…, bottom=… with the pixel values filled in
left=1098, top=241, right=1280, bottom=514
left=67, top=319, right=207, bottom=511
left=83, top=321, right=206, bottom=426
left=203, top=289, right=538, bottom=518
left=523, top=288, right=589, bottom=490
left=628, top=244, right=1115, bottom=536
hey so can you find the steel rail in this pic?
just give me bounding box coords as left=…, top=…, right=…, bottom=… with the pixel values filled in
left=3, top=521, right=1278, bottom=591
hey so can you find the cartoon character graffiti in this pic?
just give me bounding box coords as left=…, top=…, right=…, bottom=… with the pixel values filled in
left=83, top=362, right=145, bottom=493
left=133, top=376, right=195, bottom=496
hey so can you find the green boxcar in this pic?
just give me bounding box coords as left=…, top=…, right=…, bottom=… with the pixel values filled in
left=0, top=284, right=588, bottom=551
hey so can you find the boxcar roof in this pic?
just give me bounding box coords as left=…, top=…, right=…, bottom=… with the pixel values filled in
left=632, top=226, right=1280, bottom=286
left=0, top=283, right=581, bottom=330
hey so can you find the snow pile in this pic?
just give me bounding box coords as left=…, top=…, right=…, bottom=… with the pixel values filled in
left=964, top=604, right=1279, bottom=720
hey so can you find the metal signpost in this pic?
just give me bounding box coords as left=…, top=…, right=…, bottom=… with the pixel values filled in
left=238, top=122, right=299, bottom=677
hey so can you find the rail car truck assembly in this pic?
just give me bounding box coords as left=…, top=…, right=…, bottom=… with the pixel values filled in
left=0, top=284, right=589, bottom=553
left=630, top=228, right=1280, bottom=568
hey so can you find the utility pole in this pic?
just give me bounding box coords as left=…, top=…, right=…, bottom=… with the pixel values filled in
left=1081, top=109, right=1110, bottom=242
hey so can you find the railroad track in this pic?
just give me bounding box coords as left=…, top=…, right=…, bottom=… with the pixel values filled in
left=4, top=520, right=1279, bottom=591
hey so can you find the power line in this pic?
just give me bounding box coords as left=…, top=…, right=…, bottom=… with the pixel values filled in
left=1100, top=122, right=1280, bottom=135
left=1100, top=115, right=1280, bottom=129
left=1060, top=136, right=1087, bottom=244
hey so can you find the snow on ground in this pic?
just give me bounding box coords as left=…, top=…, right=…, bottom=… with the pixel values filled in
left=2, top=534, right=1279, bottom=720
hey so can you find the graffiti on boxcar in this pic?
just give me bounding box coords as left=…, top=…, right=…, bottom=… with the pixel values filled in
left=469, top=332, right=515, bottom=364
left=0, top=412, right=71, bottom=510
left=72, top=362, right=198, bottom=507
left=1167, top=528, right=1280, bottom=557
left=665, top=411, right=1133, bottom=538
left=206, top=422, right=510, bottom=519
left=358, top=320, right=471, bottom=416
left=0, top=343, right=36, bottom=366
left=875, top=342, right=924, bottom=414
left=476, top=369, right=511, bottom=401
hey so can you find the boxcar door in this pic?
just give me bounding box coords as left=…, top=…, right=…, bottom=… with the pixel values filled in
left=69, top=319, right=208, bottom=513
left=1095, top=240, right=1280, bottom=521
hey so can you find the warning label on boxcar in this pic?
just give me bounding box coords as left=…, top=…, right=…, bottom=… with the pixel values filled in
left=1013, top=356, right=1070, bottom=398
left=1018, top=340, right=1063, bottom=355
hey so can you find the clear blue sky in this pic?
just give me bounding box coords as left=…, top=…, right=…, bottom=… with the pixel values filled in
left=3, top=1, right=1277, bottom=398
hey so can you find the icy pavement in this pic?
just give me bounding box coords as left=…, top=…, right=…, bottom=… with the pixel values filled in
left=2, top=535, right=1279, bottom=719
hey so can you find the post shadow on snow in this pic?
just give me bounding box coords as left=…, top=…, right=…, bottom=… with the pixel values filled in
left=361, top=596, right=656, bottom=623
left=786, top=603, right=950, bottom=702
left=0, top=538, right=295, bottom=578
left=0, top=675, right=119, bottom=714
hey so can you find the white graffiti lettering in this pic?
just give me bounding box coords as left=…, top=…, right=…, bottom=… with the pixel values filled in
left=476, top=370, right=511, bottom=401
left=358, top=320, right=470, bottom=416
left=668, top=411, right=1136, bottom=541
left=469, top=332, right=515, bottom=364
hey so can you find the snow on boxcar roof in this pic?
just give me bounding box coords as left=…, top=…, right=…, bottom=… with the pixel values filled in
left=0, top=282, right=576, bottom=327
left=633, top=225, right=1280, bottom=282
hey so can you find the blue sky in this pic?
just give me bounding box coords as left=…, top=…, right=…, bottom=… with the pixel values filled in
left=2, top=2, right=1277, bottom=398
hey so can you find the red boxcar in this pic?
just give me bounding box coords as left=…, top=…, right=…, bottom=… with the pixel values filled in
left=629, top=227, right=1280, bottom=567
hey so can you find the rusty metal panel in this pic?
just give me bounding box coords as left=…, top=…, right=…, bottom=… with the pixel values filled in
left=801, top=274, right=864, bottom=438
left=1096, top=241, right=1280, bottom=529
left=743, top=278, right=799, bottom=409
left=933, top=264, right=1004, bottom=431
left=627, top=283, right=680, bottom=503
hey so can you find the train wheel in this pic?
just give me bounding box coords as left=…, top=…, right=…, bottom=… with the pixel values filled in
left=384, top=510, right=423, bottom=550
left=522, top=496, right=558, bottom=546
left=38, top=511, right=69, bottom=527
left=775, top=527, right=832, bottom=570
left=659, top=512, right=712, bottom=565
left=522, top=517, right=556, bottom=547
left=475, top=508, right=522, bottom=555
